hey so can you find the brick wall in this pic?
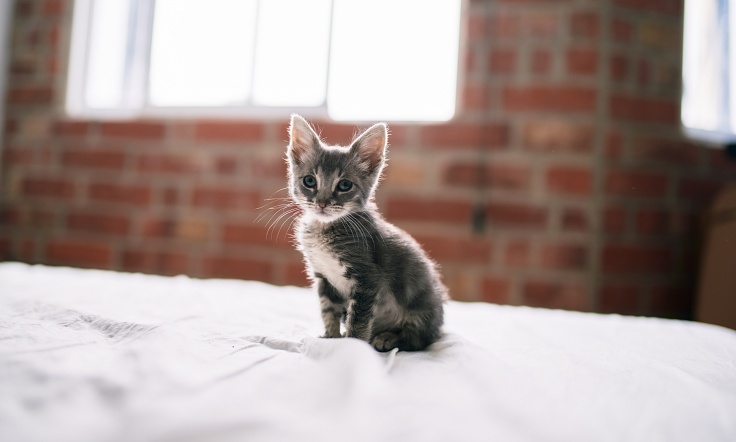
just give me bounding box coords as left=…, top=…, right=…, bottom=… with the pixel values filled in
left=2, top=0, right=734, bottom=318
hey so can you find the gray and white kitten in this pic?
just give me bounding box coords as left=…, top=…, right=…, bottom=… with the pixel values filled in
left=286, top=114, right=447, bottom=352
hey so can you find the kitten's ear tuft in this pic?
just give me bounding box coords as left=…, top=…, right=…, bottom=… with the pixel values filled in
left=352, top=123, right=388, bottom=173
left=288, top=114, right=319, bottom=165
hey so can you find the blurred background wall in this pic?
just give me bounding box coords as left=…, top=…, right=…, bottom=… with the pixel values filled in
left=1, top=0, right=734, bottom=318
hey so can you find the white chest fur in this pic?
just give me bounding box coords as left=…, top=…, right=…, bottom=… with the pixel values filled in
left=299, top=225, right=355, bottom=297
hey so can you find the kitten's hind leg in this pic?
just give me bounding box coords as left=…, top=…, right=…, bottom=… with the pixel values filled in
left=373, top=315, right=443, bottom=352
left=317, top=277, right=344, bottom=338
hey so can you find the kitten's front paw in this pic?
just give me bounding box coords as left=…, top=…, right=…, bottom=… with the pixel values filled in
left=371, top=332, right=400, bottom=352
left=320, top=330, right=342, bottom=339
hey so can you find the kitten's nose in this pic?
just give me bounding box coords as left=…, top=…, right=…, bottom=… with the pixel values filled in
left=317, top=201, right=329, bottom=209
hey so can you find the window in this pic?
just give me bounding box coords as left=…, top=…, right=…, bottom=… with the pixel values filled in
left=682, top=0, right=735, bottom=144
left=67, top=0, right=462, bottom=122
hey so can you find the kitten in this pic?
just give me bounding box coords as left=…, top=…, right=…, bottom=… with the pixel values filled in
left=286, top=114, right=447, bottom=352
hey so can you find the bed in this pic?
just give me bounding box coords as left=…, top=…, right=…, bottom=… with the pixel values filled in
left=1, top=262, right=735, bottom=442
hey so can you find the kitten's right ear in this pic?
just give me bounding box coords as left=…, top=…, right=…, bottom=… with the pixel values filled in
left=288, top=114, right=319, bottom=165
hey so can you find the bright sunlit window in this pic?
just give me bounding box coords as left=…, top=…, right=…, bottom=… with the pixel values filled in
left=682, top=0, right=736, bottom=144
left=66, top=0, right=462, bottom=122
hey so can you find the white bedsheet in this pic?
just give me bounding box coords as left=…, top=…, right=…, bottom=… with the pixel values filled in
left=0, top=263, right=735, bottom=442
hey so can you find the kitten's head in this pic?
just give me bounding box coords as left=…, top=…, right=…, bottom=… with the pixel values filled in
left=286, top=114, right=387, bottom=223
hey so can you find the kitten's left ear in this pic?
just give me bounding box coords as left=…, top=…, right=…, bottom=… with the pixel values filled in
left=288, top=114, right=320, bottom=165
left=351, top=123, right=388, bottom=173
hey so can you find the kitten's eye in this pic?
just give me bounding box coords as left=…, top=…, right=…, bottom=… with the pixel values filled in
left=303, top=175, right=317, bottom=189
left=337, top=179, right=353, bottom=192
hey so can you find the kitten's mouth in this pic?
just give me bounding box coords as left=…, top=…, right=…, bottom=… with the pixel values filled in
left=312, top=206, right=343, bottom=222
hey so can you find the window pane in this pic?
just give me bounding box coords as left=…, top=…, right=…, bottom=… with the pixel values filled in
left=682, top=0, right=724, bottom=132
left=149, top=0, right=257, bottom=107
left=85, top=0, right=133, bottom=109
left=252, top=0, right=332, bottom=107
left=328, top=0, right=461, bottom=121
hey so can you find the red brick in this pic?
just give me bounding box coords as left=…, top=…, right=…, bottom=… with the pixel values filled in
left=222, top=224, right=294, bottom=249
left=505, top=240, right=531, bottom=268
left=462, top=84, right=490, bottom=111
left=600, top=284, right=641, bottom=315
left=603, top=207, right=627, bottom=233
left=571, top=12, right=599, bottom=38
left=7, top=86, right=53, bottom=104
left=545, top=165, right=592, bottom=196
left=2, top=147, right=34, bottom=166
left=602, top=244, right=672, bottom=274
left=386, top=197, right=473, bottom=224
left=443, top=162, right=531, bottom=191
left=480, top=277, right=511, bottom=304
left=525, top=12, right=560, bottom=38
left=53, top=120, right=90, bottom=136
left=531, top=48, right=552, bottom=75
left=46, top=239, right=112, bottom=268
left=137, top=153, right=204, bottom=174
left=200, top=255, right=273, bottom=281
left=489, top=49, right=517, bottom=74
left=566, top=48, right=598, bottom=75
left=635, top=209, right=670, bottom=235
left=415, top=235, right=492, bottom=264
left=42, top=0, right=63, bottom=15
left=5, top=117, right=17, bottom=135
left=678, top=177, right=725, bottom=201
left=191, top=187, right=259, bottom=210
left=562, top=208, right=588, bottom=231
left=140, top=217, right=209, bottom=241
left=216, top=156, right=238, bottom=174
left=605, top=169, right=668, bottom=198
left=420, top=123, right=509, bottom=148
left=631, top=137, right=701, bottom=166
left=163, top=188, right=180, bottom=205
left=0, top=207, right=55, bottom=228
left=606, top=131, right=622, bottom=159
left=488, top=13, right=521, bottom=39
left=522, top=120, right=594, bottom=153
left=468, top=14, right=487, bottom=39
left=487, top=202, right=548, bottom=229
left=67, top=212, right=131, bottom=235
left=612, top=18, right=633, bottom=42
left=122, top=249, right=189, bottom=276
left=88, top=182, right=152, bottom=205
left=637, top=58, right=651, bottom=85
left=194, top=121, right=264, bottom=142
left=609, top=95, right=678, bottom=124
left=503, top=86, right=596, bottom=112
left=610, top=54, right=628, bottom=81
left=100, top=121, right=166, bottom=139
left=62, top=149, right=126, bottom=170
left=15, top=0, right=34, bottom=17
left=540, top=243, right=588, bottom=270
left=249, top=157, right=288, bottom=180
left=285, top=261, right=310, bottom=287
left=523, top=280, right=589, bottom=311
left=22, top=177, right=74, bottom=199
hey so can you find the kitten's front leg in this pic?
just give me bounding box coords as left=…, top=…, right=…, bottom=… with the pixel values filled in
left=317, top=277, right=344, bottom=338
left=345, top=291, right=375, bottom=342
